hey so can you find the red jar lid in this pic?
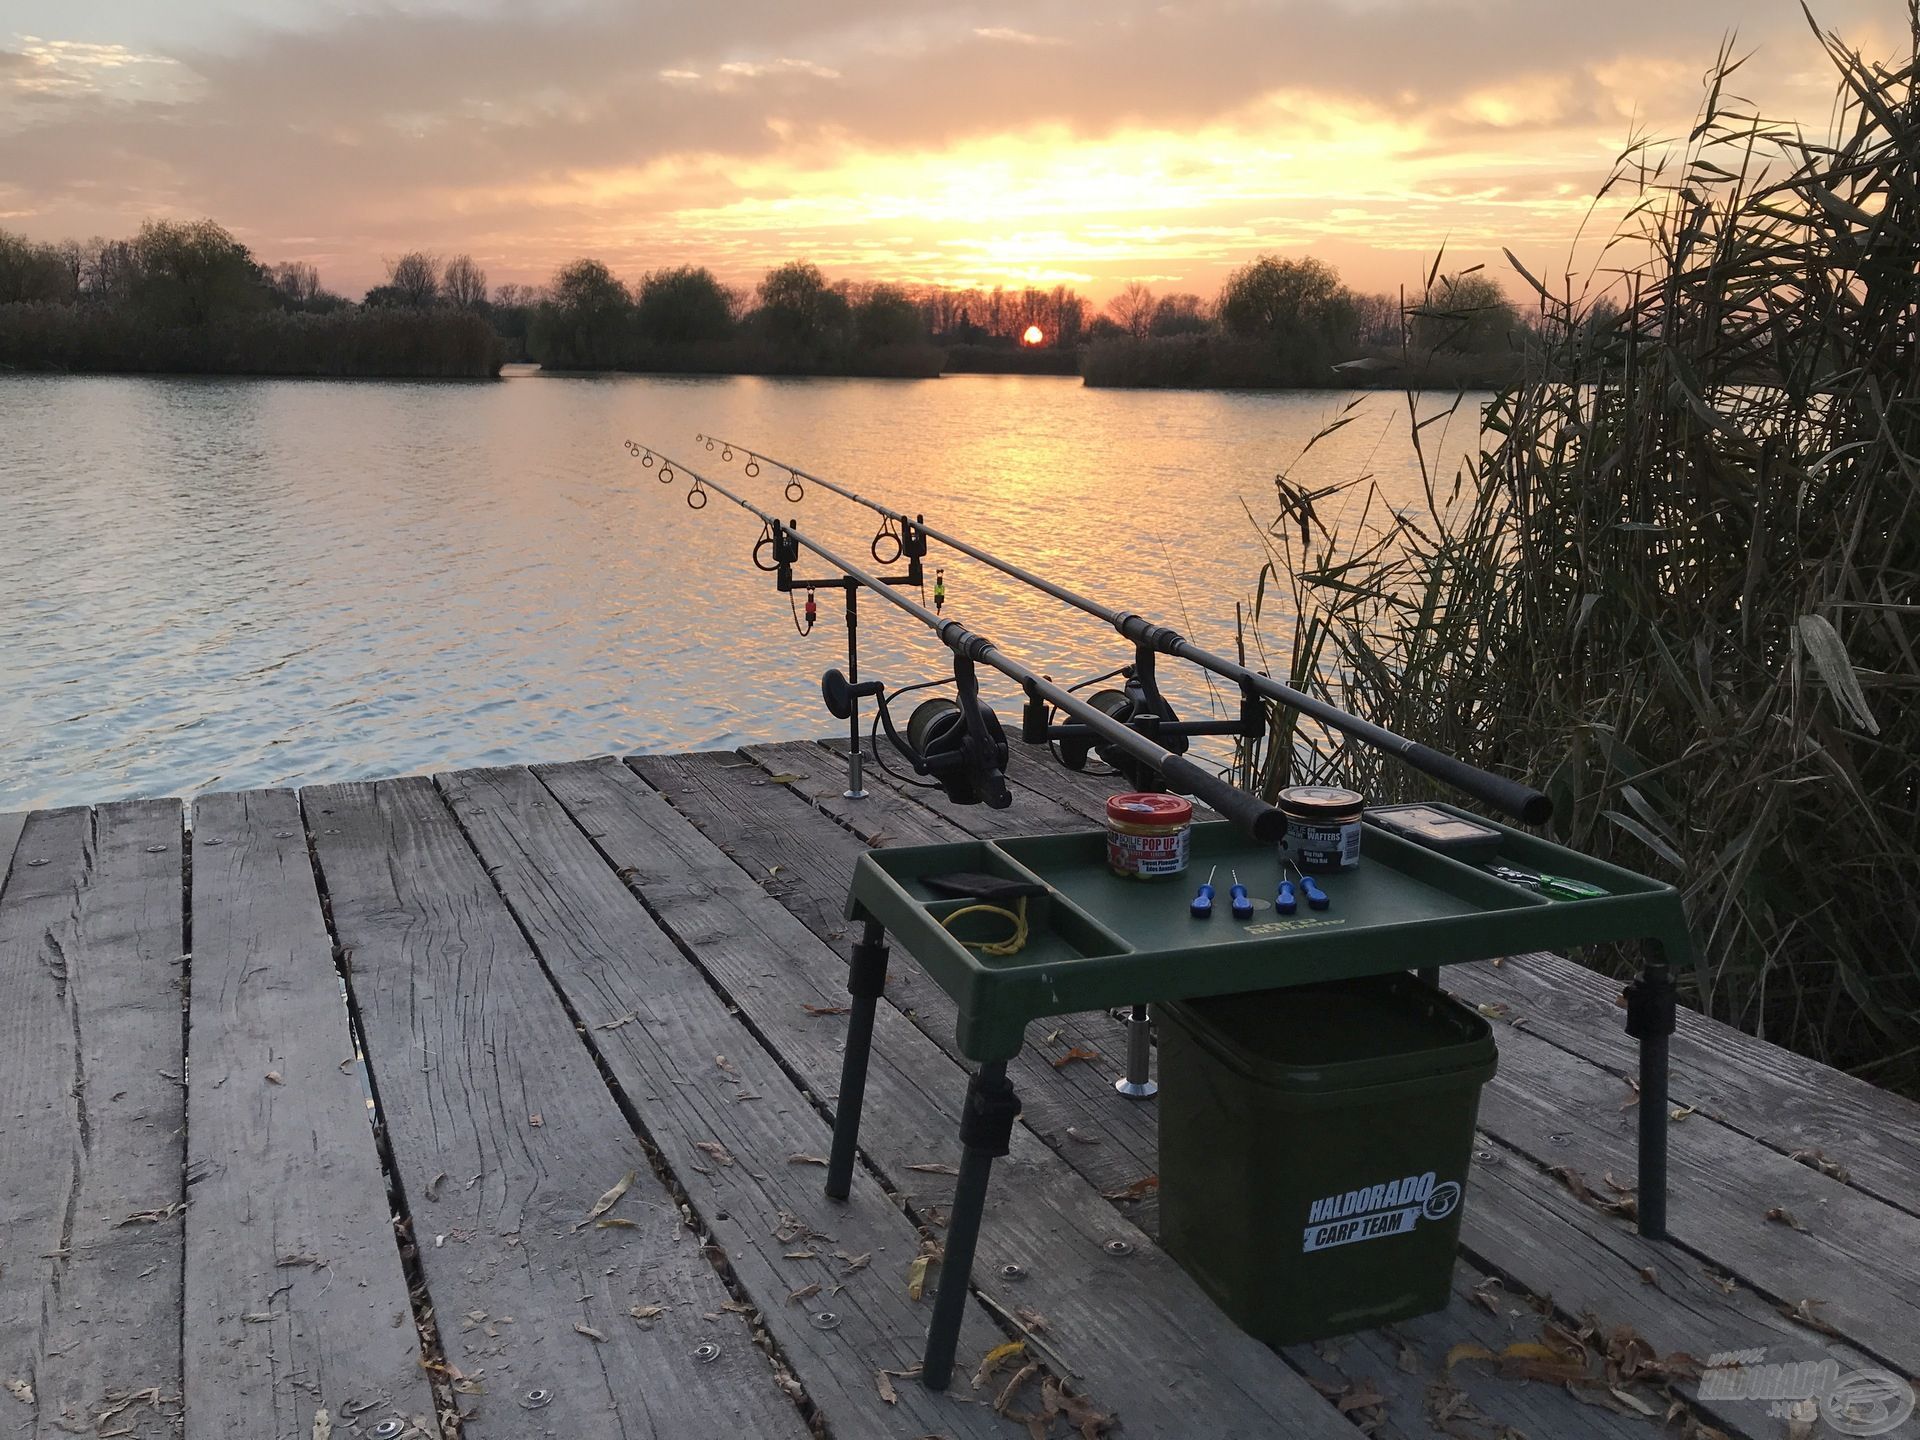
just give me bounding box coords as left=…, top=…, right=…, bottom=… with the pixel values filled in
left=1106, top=792, right=1194, bottom=826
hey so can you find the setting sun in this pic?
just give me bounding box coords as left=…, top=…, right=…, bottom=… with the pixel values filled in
left=1022, top=325, right=1044, bottom=346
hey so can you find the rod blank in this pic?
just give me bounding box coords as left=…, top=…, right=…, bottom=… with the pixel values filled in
left=651, top=452, right=1288, bottom=841
left=703, top=437, right=1551, bottom=825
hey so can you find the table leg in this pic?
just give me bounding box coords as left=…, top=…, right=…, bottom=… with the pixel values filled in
left=1114, top=1003, right=1158, bottom=1098
left=923, top=1060, right=1021, bottom=1390
left=1624, top=952, right=1678, bottom=1239
left=826, top=921, right=890, bottom=1202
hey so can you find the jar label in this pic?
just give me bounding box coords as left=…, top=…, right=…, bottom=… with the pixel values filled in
left=1106, top=826, right=1190, bottom=876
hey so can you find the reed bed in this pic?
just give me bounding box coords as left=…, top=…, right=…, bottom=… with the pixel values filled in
left=1246, top=12, right=1919, bottom=1087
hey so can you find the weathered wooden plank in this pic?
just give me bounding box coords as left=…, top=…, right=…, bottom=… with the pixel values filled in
left=0, top=811, right=27, bottom=901
left=1447, top=952, right=1920, bottom=1217
left=185, top=789, right=436, bottom=1438
left=1475, top=1008, right=1920, bottom=1375
left=302, top=777, right=811, bottom=1440
left=545, top=755, right=1363, bottom=1440
left=438, top=764, right=1020, bottom=1440
left=0, top=802, right=186, bottom=1440
left=1456, top=1132, right=1896, bottom=1440
left=713, top=744, right=1159, bottom=1205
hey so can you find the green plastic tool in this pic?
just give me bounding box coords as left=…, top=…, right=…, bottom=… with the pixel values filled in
left=1483, top=863, right=1609, bottom=901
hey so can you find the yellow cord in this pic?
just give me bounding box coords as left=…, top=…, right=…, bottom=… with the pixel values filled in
left=940, top=897, right=1029, bottom=956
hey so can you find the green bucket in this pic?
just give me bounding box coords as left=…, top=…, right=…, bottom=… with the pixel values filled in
left=1157, top=972, right=1497, bottom=1346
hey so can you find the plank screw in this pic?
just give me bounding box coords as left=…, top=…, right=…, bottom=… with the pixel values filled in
left=370, top=1421, right=407, bottom=1439
left=1474, top=1148, right=1499, bottom=1165
left=694, top=1342, right=723, bottom=1364
left=274, top=831, right=293, bottom=839
left=1102, top=1240, right=1134, bottom=1257
left=1000, top=1263, right=1027, bottom=1281
left=144, top=844, right=169, bottom=853
left=1548, top=1133, right=1572, bottom=1147
left=808, top=1311, right=842, bottom=1331
left=517, top=1388, right=554, bottom=1410
left=203, top=838, right=224, bottom=845
left=26, top=858, right=48, bottom=866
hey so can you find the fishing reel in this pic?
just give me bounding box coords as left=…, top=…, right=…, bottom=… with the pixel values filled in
left=1026, top=645, right=1265, bottom=793
left=823, top=660, right=1011, bottom=808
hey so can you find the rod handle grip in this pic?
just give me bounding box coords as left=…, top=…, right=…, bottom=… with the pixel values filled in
left=1159, top=757, right=1287, bottom=843
left=1402, top=744, right=1552, bottom=825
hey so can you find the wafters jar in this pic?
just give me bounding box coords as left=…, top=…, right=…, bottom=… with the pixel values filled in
left=1277, top=786, right=1365, bottom=871
left=1105, top=792, right=1194, bottom=880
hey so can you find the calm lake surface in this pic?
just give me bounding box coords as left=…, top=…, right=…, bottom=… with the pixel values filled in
left=1, top=371, right=1486, bottom=810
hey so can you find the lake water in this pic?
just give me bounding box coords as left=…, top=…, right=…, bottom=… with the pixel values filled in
left=1, top=371, right=1485, bottom=810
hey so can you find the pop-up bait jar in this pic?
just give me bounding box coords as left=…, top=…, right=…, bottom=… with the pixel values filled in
left=1105, top=793, right=1193, bottom=880
left=1277, top=786, right=1365, bottom=871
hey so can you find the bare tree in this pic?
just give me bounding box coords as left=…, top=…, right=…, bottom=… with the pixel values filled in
left=271, top=260, right=321, bottom=304
left=443, top=253, right=487, bottom=309
left=1106, top=281, right=1156, bottom=339
left=386, top=251, right=440, bottom=306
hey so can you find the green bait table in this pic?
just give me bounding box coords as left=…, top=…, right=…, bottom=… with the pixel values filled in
left=826, top=804, right=1690, bottom=1389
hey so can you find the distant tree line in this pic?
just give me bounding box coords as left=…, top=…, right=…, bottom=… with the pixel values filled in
left=1083, top=255, right=1526, bottom=389
left=0, top=216, right=1536, bottom=387
left=0, top=220, right=503, bottom=378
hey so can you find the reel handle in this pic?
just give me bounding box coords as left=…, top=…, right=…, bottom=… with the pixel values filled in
left=821, top=668, right=885, bottom=720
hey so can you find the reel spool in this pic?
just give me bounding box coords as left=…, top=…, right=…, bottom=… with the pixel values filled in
left=907, top=698, right=1012, bottom=808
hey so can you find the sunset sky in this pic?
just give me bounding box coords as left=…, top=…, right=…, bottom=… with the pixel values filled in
left=0, top=0, right=1897, bottom=302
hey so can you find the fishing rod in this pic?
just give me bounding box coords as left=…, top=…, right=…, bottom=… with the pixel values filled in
left=694, top=434, right=1551, bottom=824
left=631, top=442, right=1288, bottom=841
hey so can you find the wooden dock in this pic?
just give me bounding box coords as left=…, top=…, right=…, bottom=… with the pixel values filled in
left=2, top=738, right=1915, bottom=1440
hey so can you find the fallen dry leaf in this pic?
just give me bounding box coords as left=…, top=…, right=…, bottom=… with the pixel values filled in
left=787, top=1282, right=821, bottom=1305
left=629, top=1304, right=665, bottom=1324
left=424, top=1172, right=446, bottom=1203
left=802, top=1003, right=851, bottom=1017
left=1766, top=1206, right=1810, bottom=1233
left=973, top=1339, right=1026, bottom=1389
left=576, top=1170, right=638, bottom=1232
left=1776, top=1298, right=1842, bottom=1338
left=875, top=1369, right=897, bottom=1406
left=1469, top=1276, right=1504, bottom=1314
left=574, top=1323, right=607, bottom=1342
left=528, top=1113, right=543, bottom=1127
left=5, top=1380, right=32, bottom=1405
left=783, top=1250, right=816, bottom=1261
left=993, top=1361, right=1040, bottom=1416
left=596, top=1218, right=637, bottom=1229
left=1790, top=1148, right=1851, bottom=1182
left=906, top=1254, right=932, bottom=1300
left=908, top=1162, right=960, bottom=1175
left=265, top=1071, right=284, bottom=1085
left=1065, top=1127, right=1101, bottom=1145
left=1638, top=1265, right=1661, bottom=1288
left=1052, top=1046, right=1100, bottom=1070
left=1549, top=1165, right=1638, bottom=1221
left=787, top=1154, right=828, bottom=1167
left=1476, top=1002, right=1510, bottom=1020
left=835, top=1251, right=871, bottom=1273
left=311, top=1409, right=331, bottom=1440
left=1670, top=1104, right=1698, bottom=1122
left=594, top=1013, right=639, bottom=1031
left=1015, top=1306, right=1049, bottom=1332
left=1101, top=1175, right=1159, bottom=1203
left=1336, top=1379, right=1387, bottom=1414
left=114, top=1202, right=186, bottom=1227
left=694, top=1140, right=737, bottom=1167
